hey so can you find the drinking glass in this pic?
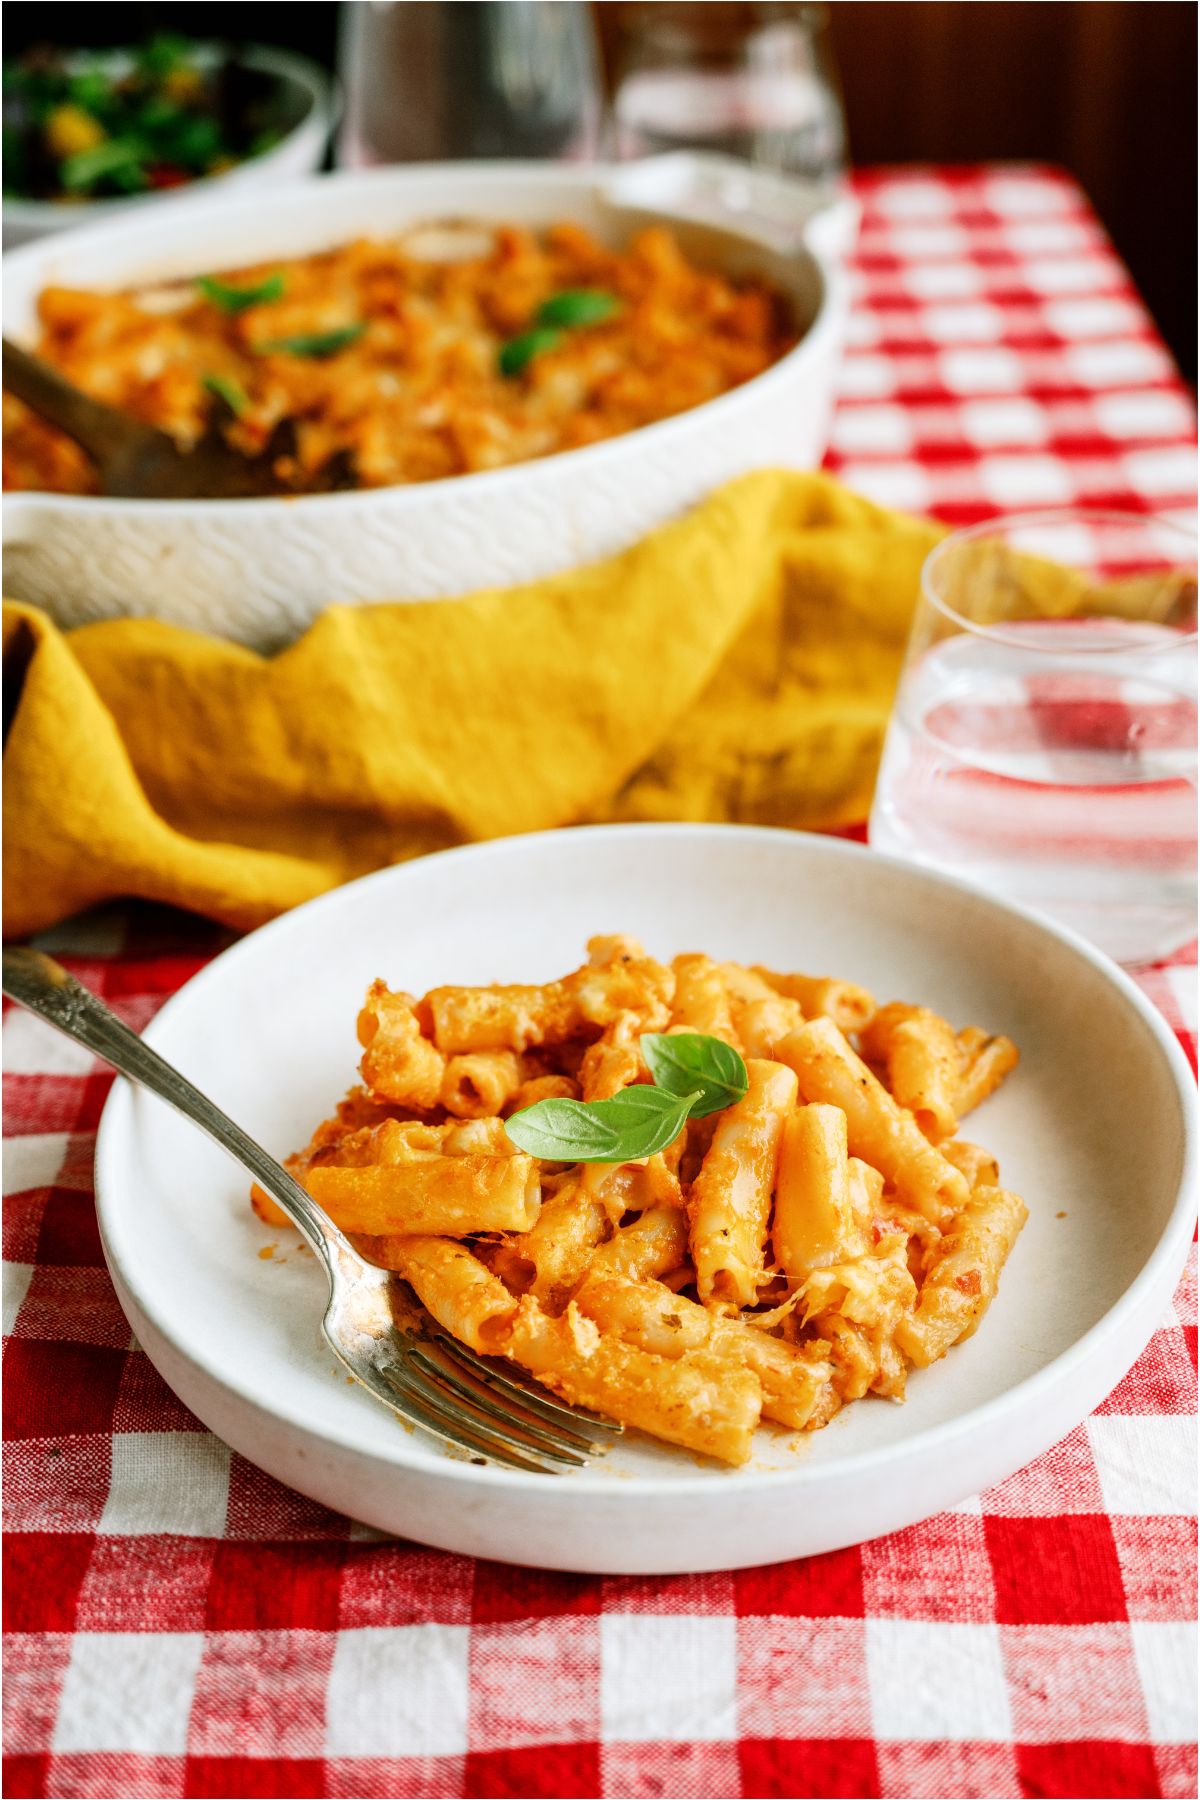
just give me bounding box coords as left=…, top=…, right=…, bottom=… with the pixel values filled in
left=610, top=1, right=847, bottom=211
left=338, top=1, right=605, bottom=167
left=869, top=511, right=1197, bottom=966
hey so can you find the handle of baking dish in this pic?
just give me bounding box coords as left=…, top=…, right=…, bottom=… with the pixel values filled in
left=602, top=152, right=860, bottom=262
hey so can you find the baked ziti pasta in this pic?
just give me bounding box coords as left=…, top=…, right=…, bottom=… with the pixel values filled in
left=4, top=222, right=797, bottom=497
left=252, top=936, right=1026, bottom=1466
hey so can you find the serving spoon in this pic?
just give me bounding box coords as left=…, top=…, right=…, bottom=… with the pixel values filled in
left=2, top=946, right=617, bottom=1474
left=2, top=338, right=355, bottom=499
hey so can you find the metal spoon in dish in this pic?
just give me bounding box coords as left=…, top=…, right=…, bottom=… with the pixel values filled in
left=2, top=946, right=616, bottom=1473
left=2, top=338, right=355, bottom=498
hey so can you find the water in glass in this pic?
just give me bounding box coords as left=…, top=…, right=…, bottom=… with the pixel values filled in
left=871, top=618, right=1196, bottom=965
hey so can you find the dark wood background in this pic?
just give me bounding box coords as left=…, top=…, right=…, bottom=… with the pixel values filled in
left=7, top=1, right=1196, bottom=379
left=832, top=0, right=1196, bottom=383
left=833, top=0, right=1197, bottom=384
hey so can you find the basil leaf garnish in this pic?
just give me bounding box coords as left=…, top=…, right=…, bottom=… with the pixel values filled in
left=506, top=1031, right=748, bottom=1162
left=537, top=289, right=620, bottom=329
left=640, top=1032, right=749, bottom=1120
left=195, top=273, right=286, bottom=313
left=202, top=372, right=249, bottom=417
left=498, top=326, right=563, bottom=377
left=254, top=324, right=366, bottom=358
left=505, top=1083, right=700, bottom=1163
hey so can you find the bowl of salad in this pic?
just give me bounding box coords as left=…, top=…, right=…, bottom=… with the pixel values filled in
left=2, top=34, right=334, bottom=248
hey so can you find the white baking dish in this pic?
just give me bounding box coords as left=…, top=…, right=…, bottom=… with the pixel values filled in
left=2, top=159, right=851, bottom=649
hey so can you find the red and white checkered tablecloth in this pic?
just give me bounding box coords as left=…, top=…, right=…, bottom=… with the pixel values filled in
left=827, top=165, right=1196, bottom=530
left=3, top=166, right=1197, bottom=1800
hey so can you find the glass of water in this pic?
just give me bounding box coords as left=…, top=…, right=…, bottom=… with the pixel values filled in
left=611, top=2, right=847, bottom=211
left=869, top=511, right=1197, bottom=966
left=338, top=2, right=605, bottom=167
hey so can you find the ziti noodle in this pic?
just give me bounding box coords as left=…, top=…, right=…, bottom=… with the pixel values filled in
left=3, top=222, right=796, bottom=497
left=252, top=936, right=1025, bottom=1466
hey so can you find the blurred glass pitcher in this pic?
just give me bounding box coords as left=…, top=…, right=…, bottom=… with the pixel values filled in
left=338, top=0, right=605, bottom=166
left=611, top=2, right=848, bottom=211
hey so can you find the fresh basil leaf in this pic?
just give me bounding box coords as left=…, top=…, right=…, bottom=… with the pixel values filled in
left=195, top=272, right=286, bottom=314
left=254, top=323, right=366, bottom=358
left=596, top=1084, right=702, bottom=1152
left=505, top=1083, right=700, bottom=1163
left=504, top=1096, right=621, bottom=1161
left=537, top=289, right=620, bottom=329
left=498, top=326, right=562, bottom=377
left=202, top=372, right=249, bottom=417
left=640, top=1032, right=749, bottom=1120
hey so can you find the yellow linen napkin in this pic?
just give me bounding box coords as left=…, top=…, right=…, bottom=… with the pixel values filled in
left=3, top=469, right=942, bottom=938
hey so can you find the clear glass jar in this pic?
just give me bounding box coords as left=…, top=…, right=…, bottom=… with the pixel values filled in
left=611, top=2, right=847, bottom=209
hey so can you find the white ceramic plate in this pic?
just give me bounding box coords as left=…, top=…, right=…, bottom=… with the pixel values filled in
left=94, top=826, right=1195, bottom=1573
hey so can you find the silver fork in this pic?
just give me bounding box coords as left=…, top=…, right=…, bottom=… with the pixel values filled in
left=2, top=947, right=619, bottom=1475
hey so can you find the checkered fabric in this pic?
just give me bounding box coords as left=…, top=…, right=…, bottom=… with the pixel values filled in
left=826, top=165, right=1196, bottom=531
left=3, top=166, right=1197, bottom=1800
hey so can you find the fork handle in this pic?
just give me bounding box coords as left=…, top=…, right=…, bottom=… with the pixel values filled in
left=2, top=946, right=345, bottom=1267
